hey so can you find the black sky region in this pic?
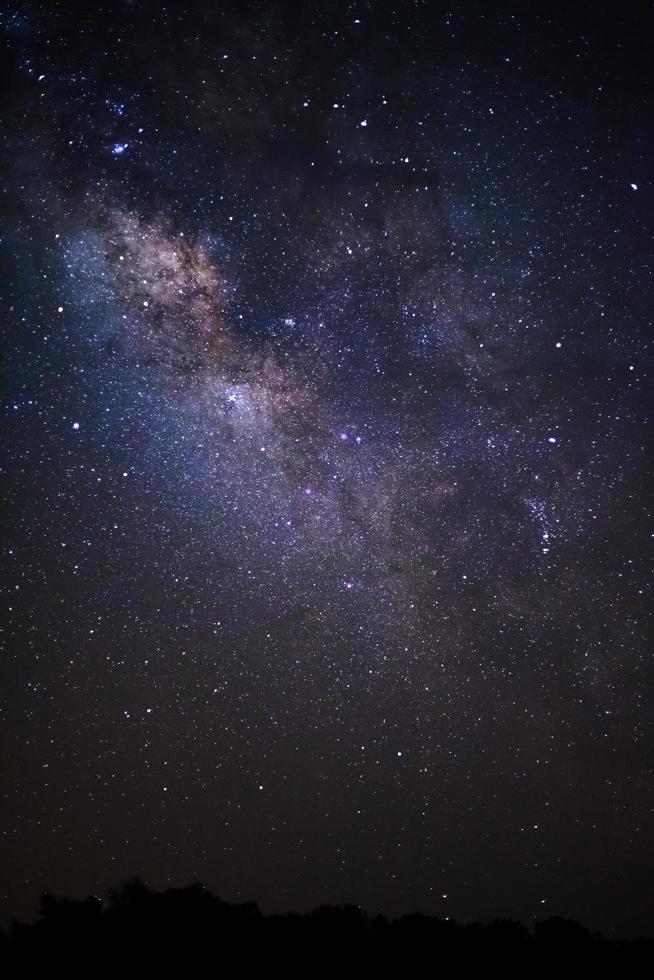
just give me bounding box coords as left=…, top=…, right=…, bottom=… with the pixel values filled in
left=1, top=0, right=653, bottom=938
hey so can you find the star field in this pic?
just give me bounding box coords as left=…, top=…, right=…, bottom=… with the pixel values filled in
left=1, top=0, right=653, bottom=937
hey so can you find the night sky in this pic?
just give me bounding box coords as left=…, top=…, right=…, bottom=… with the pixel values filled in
left=2, top=0, right=653, bottom=938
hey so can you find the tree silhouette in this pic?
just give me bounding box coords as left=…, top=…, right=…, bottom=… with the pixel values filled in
left=0, top=879, right=651, bottom=978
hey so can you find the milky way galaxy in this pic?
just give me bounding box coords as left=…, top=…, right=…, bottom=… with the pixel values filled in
left=2, top=0, right=653, bottom=937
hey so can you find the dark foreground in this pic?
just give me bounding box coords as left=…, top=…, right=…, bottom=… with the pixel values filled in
left=1, top=880, right=651, bottom=978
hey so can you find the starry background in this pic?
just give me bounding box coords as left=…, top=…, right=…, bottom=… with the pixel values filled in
left=1, top=0, right=653, bottom=938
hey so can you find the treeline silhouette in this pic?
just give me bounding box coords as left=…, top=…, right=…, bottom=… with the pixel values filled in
left=1, top=878, right=651, bottom=978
